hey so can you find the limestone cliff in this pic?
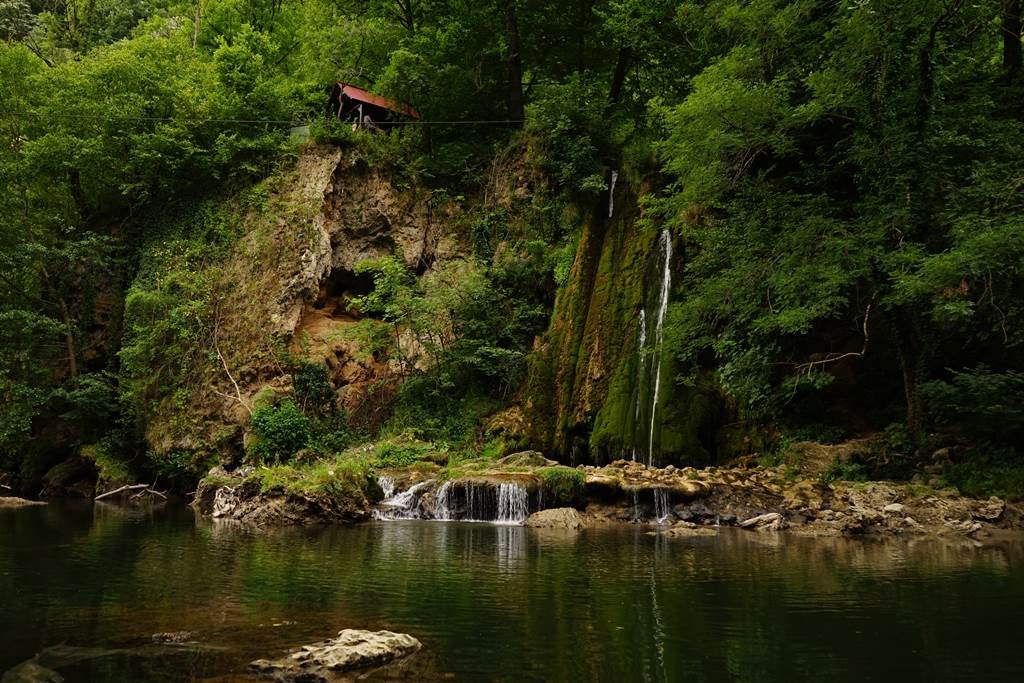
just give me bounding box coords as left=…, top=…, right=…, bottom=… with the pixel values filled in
left=144, top=144, right=464, bottom=461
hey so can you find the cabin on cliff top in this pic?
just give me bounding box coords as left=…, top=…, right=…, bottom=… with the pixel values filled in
left=328, top=82, right=421, bottom=131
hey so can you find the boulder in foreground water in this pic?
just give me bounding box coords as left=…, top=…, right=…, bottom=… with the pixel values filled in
left=250, top=629, right=421, bottom=682
left=525, top=507, right=584, bottom=529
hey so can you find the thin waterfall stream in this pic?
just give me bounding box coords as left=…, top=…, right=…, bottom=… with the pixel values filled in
left=633, top=229, right=673, bottom=466
left=647, top=230, right=672, bottom=466
left=608, top=170, right=618, bottom=218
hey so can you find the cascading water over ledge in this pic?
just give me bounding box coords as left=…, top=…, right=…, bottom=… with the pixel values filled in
left=373, top=477, right=437, bottom=520
left=374, top=477, right=538, bottom=525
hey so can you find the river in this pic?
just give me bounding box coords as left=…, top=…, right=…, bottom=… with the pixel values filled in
left=2, top=502, right=1023, bottom=681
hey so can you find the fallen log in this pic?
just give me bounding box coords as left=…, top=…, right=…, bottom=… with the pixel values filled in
left=94, top=484, right=149, bottom=501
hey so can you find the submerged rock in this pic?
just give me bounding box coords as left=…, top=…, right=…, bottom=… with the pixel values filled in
left=1, top=660, right=63, bottom=683
left=0, top=497, right=46, bottom=508
left=249, top=629, right=421, bottom=682
left=661, top=521, right=718, bottom=538
left=526, top=507, right=584, bottom=529
left=152, top=631, right=197, bottom=644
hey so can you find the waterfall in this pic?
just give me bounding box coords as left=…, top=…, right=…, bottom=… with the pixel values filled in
left=496, top=482, right=529, bottom=525
left=653, top=488, right=671, bottom=524
left=608, top=170, right=618, bottom=218
left=433, top=481, right=455, bottom=521
left=642, top=230, right=672, bottom=466
left=373, top=478, right=435, bottom=520
left=631, top=489, right=640, bottom=522
left=375, top=478, right=532, bottom=525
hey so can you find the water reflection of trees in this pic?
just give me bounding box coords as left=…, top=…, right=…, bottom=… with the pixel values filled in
left=5, top=508, right=1024, bottom=681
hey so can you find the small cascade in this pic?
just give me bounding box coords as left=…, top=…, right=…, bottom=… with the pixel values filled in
left=373, top=478, right=435, bottom=520
left=375, top=478, right=533, bottom=525
left=496, top=482, right=529, bottom=525
left=631, top=489, right=640, bottom=522
left=608, top=170, right=619, bottom=218
left=653, top=488, right=671, bottom=524
left=433, top=481, right=455, bottom=521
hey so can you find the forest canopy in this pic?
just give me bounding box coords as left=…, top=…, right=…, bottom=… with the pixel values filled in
left=1, top=0, right=1022, bottom=493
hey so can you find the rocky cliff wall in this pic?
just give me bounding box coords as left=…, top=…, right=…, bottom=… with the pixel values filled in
left=524, top=176, right=724, bottom=467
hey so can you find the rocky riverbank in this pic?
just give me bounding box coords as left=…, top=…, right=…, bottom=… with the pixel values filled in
left=190, top=453, right=1024, bottom=542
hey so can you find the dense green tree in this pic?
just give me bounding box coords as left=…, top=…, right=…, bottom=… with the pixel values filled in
left=1, top=0, right=1022, bottom=488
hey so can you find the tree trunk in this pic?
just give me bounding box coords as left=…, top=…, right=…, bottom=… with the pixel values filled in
left=57, top=296, right=78, bottom=379
left=576, top=0, right=591, bottom=71
left=1003, top=0, right=1022, bottom=75
left=398, top=0, right=415, bottom=34
left=894, top=315, right=926, bottom=433
left=608, top=46, right=632, bottom=104
left=504, top=0, right=525, bottom=124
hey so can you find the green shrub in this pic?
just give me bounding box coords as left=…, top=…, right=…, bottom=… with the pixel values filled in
left=249, top=399, right=312, bottom=463
left=537, top=466, right=586, bottom=507
left=922, top=366, right=1024, bottom=445
left=943, top=448, right=1024, bottom=501
left=374, top=439, right=434, bottom=469
left=311, top=411, right=359, bottom=454
left=821, top=459, right=868, bottom=484
left=292, top=361, right=336, bottom=413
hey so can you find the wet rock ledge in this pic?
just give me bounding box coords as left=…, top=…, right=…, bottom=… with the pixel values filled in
left=192, top=453, right=1024, bottom=541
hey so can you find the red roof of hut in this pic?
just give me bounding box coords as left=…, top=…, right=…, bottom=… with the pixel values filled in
left=335, top=82, right=421, bottom=119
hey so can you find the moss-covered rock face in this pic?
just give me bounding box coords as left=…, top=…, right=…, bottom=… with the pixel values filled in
left=525, top=178, right=725, bottom=467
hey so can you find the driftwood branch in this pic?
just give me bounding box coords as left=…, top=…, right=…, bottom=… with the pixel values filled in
left=131, top=488, right=168, bottom=500
left=94, top=484, right=149, bottom=500
left=794, top=302, right=872, bottom=377
left=213, top=298, right=252, bottom=416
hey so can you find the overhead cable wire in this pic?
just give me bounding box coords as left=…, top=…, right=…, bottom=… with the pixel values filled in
left=0, top=111, right=524, bottom=126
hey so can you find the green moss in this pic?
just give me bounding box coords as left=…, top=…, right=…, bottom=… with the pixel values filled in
left=81, top=443, right=133, bottom=484
left=537, top=466, right=586, bottom=507
left=373, top=438, right=438, bottom=469
left=247, top=453, right=374, bottom=497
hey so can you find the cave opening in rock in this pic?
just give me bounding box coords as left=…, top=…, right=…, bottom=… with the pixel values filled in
left=313, top=267, right=376, bottom=317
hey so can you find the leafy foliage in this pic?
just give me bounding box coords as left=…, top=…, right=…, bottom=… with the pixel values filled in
left=2, top=0, right=1024, bottom=488
left=249, top=399, right=312, bottom=464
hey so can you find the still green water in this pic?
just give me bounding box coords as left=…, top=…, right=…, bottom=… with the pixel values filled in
left=2, top=502, right=1023, bottom=682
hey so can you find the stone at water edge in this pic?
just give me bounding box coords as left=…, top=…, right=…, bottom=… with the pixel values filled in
left=738, top=512, right=787, bottom=531
left=249, top=629, right=421, bottom=682
left=0, top=497, right=46, bottom=508
left=525, top=507, right=584, bottom=529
